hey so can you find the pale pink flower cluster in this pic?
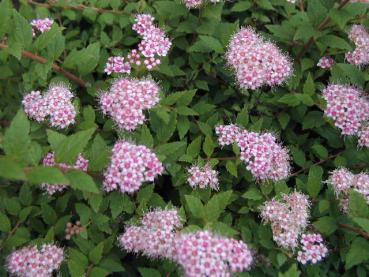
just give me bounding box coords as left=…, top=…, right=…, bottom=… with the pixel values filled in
left=226, top=27, right=292, bottom=90
left=346, top=25, right=369, bottom=66
left=317, top=56, right=335, bottom=69
left=215, top=125, right=290, bottom=181
left=183, top=0, right=220, bottom=8
left=174, top=230, right=253, bottom=277
left=119, top=209, right=182, bottom=259
left=328, top=168, right=369, bottom=212
left=30, top=18, right=53, bottom=37
left=6, top=244, right=64, bottom=277
left=41, top=152, right=89, bottom=195
left=22, top=84, right=77, bottom=129
left=187, top=164, right=219, bottom=190
left=322, top=84, right=369, bottom=136
left=103, top=140, right=164, bottom=193
left=99, top=78, right=160, bottom=131
left=104, top=56, right=131, bottom=75
left=297, top=233, right=328, bottom=265
left=215, top=124, right=241, bottom=146
left=358, top=125, right=369, bottom=147
left=131, top=14, right=171, bottom=70
left=260, top=192, right=310, bottom=249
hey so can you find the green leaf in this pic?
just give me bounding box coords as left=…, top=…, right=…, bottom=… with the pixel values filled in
left=162, top=90, right=197, bottom=106
left=87, top=134, right=109, bottom=171
left=0, top=156, right=26, bottom=180
left=54, top=128, right=96, bottom=164
left=33, top=24, right=60, bottom=50
left=154, top=1, right=188, bottom=19
left=138, top=268, right=161, bottom=277
left=231, top=2, right=252, bottom=12
left=313, top=216, right=337, bottom=235
left=278, top=264, right=300, bottom=277
left=3, top=110, right=31, bottom=164
left=8, top=10, right=33, bottom=59
left=204, top=191, right=232, bottom=223
left=349, top=191, right=369, bottom=218
left=186, top=136, right=202, bottom=158
left=307, top=165, right=323, bottom=197
left=68, top=249, right=88, bottom=277
left=307, top=0, right=328, bottom=27
left=226, top=160, right=238, bottom=177
left=185, top=195, right=204, bottom=219
left=353, top=218, right=369, bottom=234
left=41, top=203, right=57, bottom=225
left=176, top=106, right=199, bottom=116
left=203, top=136, right=215, bottom=157
left=0, top=0, right=12, bottom=38
left=65, top=170, right=99, bottom=193
left=89, top=267, right=109, bottom=277
left=242, top=187, right=263, bottom=200
left=189, top=35, right=224, bottom=53
left=89, top=242, right=104, bottom=264
left=0, top=212, right=11, bottom=232
left=26, top=166, right=69, bottom=184
left=345, top=237, right=369, bottom=269
left=64, top=43, right=100, bottom=75
left=76, top=203, right=91, bottom=225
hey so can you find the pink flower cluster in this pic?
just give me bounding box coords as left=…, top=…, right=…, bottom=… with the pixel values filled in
left=174, top=231, right=253, bottom=277
left=30, top=18, right=54, bottom=37
left=226, top=27, right=292, bottom=90
left=187, top=164, right=219, bottom=190
left=6, top=244, right=64, bottom=277
left=260, top=192, right=310, bottom=249
left=41, top=152, right=89, bottom=195
left=103, top=140, right=164, bottom=193
left=119, top=209, right=182, bottom=259
left=119, top=209, right=253, bottom=276
left=216, top=125, right=290, bottom=181
left=317, top=56, right=335, bottom=69
left=346, top=25, right=369, bottom=66
left=99, top=78, right=160, bottom=131
left=328, top=168, right=369, bottom=212
left=104, top=56, right=131, bottom=75
left=297, top=233, right=328, bottom=265
left=183, top=0, right=220, bottom=8
left=22, top=84, right=77, bottom=129
left=322, top=84, right=369, bottom=136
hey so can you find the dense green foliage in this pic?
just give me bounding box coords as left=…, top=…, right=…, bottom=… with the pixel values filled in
left=0, top=0, right=369, bottom=276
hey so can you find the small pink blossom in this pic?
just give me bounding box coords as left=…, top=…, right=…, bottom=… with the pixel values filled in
left=30, top=18, right=54, bottom=37
left=99, top=78, right=160, bottom=131
left=215, top=124, right=241, bottom=146
left=297, top=233, right=328, bottom=265
left=104, top=56, right=131, bottom=75
left=187, top=164, right=219, bottom=190
left=6, top=244, right=64, bottom=277
left=358, top=124, right=369, bottom=147
left=317, top=56, right=335, bottom=69
left=103, top=140, right=164, bottom=193
left=346, top=25, right=369, bottom=66
left=41, top=152, right=89, bottom=195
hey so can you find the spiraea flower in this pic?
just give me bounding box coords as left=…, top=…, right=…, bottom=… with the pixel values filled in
left=237, top=129, right=291, bottom=181
left=260, top=192, right=310, bottom=249
left=119, top=208, right=182, bottom=259
left=6, top=244, right=64, bottom=277
left=99, top=78, right=160, bottom=131
left=41, top=152, right=89, bottom=195
left=30, top=18, right=54, bottom=37
left=226, top=27, right=292, bottom=90
left=187, top=164, right=219, bottom=190
left=297, top=233, right=328, bottom=265
left=317, top=56, right=335, bottom=69
left=174, top=230, right=253, bottom=277
left=183, top=0, right=203, bottom=8
left=104, top=56, right=131, bottom=75
left=322, top=84, right=369, bottom=135
left=346, top=25, right=369, bottom=66
left=103, top=140, right=164, bottom=193
left=215, top=124, right=241, bottom=146
left=22, top=83, right=77, bottom=129
left=358, top=124, right=369, bottom=147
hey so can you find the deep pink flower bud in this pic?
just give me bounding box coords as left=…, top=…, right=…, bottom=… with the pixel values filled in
left=30, top=18, right=54, bottom=37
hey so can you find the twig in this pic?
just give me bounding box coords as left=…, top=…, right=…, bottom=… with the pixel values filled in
left=299, top=0, right=305, bottom=11
left=0, top=43, right=86, bottom=87
left=339, top=223, right=369, bottom=240
left=0, top=221, right=21, bottom=251
left=295, top=0, right=350, bottom=63
left=85, top=264, right=94, bottom=277
left=27, top=0, right=129, bottom=15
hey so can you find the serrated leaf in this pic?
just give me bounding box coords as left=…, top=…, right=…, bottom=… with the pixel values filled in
left=204, top=191, right=232, bottom=223
left=307, top=165, right=323, bottom=197
left=0, top=156, right=26, bottom=180
left=345, top=237, right=369, bottom=269
left=65, top=170, right=99, bottom=193
left=0, top=212, right=11, bottom=232
left=185, top=195, right=204, bottom=219
left=26, top=166, right=69, bottom=184
left=313, top=216, right=337, bottom=235
left=89, top=242, right=104, bottom=264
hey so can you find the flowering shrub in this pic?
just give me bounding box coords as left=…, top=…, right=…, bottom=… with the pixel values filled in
left=0, top=0, right=369, bottom=276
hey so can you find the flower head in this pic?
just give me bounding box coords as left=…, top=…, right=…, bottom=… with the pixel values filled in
left=187, top=164, right=219, bottom=190
left=30, top=18, right=54, bottom=37
left=215, top=124, right=241, bottom=146
left=346, top=25, right=369, bottom=66
left=317, top=56, right=335, bottom=69
left=297, top=233, right=328, bottom=265
left=104, top=56, right=131, bottom=75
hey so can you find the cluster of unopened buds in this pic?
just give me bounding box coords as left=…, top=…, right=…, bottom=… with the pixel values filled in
left=6, top=244, right=64, bottom=277
left=30, top=18, right=54, bottom=37
left=327, top=168, right=369, bottom=212
left=103, top=140, right=164, bottom=194
left=187, top=164, right=219, bottom=190
left=322, top=84, right=369, bottom=147
left=260, top=192, right=310, bottom=249
left=65, top=221, right=85, bottom=240
left=226, top=27, right=292, bottom=90
left=41, top=152, right=89, bottom=195
left=183, top=0, right=221, bottom=8
left=346, top=25, right=369, bottom=66
left=119, top=209, right=253, bottom=276
left=297, top=233, right=328, bottom=265
left=22, top=83, right=77, bottom=129
left=104, top=13, right=171, bottom=74
left=216, top=124, right=290, bottom=181
left=317, top=56, right=335, bottom=69
left=99, top=78, right=160, bottom=131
